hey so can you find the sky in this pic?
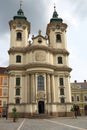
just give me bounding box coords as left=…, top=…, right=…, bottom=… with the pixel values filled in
left=0, top=0, right=87, bottom=82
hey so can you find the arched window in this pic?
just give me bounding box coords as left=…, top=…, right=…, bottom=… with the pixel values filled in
left=56, top=34, right=61, bottom=42
left=38, top=75, right=44, bottom=90
left=16, top=55, right=21, bottom=63
left=16, top=32, right=22, bottom=41
left=58, top=56, right=62, bottom=64
left=16, top=88, right=20, bottom=95
left=60, top=88, right=64, bottom=95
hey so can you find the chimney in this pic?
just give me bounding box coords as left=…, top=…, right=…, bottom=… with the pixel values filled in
left=84, top=80, right=86, bottom=83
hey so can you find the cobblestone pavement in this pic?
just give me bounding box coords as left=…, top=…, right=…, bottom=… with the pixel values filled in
left=0, top=116, right=87, bottom=130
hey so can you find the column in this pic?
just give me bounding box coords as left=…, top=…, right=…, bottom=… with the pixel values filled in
left=31, top=73, right=35, bottom=103
left=47, top=74, right=51, bottom=103
left=35, top=73, right=37, bottom=103
left=44, top=73, right=46, bottom=93
left=51, top=74, right=55, bottom=103
left=27, top=74, right=31, bottom=103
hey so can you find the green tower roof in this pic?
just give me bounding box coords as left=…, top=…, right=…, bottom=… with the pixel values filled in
left=13, top=8, right=27, bottom=20
left=50, top=6, right=63, bottom=23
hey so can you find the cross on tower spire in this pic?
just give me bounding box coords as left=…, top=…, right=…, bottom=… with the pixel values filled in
left=20, top=0, right=23, bottom=9
left=54, top=3, right=56, bottom=11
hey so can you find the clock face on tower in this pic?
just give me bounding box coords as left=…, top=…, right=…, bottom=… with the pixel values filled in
left=17, top=23, right=22, bottom=27
left=56, top=25, right=60, bottom=29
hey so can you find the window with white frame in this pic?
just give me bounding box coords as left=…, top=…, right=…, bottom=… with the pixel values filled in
left=3, top=77, right=8, bottom=85
left=58, top=56, right=63, bottom=64
left=16, top=77, right=20, bottom=86
left=3, top=101, right=7, bottom=107
left=15, top=98, right=20, bottom=104
left=38, top=75, right=44, bottom=90
left=59, top=77, right=64, bottom=86
left=3, top=89, right=8, bottom=96
left=60, top=97, right=65, bottom=103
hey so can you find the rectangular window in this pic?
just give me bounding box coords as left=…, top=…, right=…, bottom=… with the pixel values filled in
left=15, top=98, right=20, bottom=104
left=59, top=78, right=64, bottom=86
left=60, top=88, right=64, bottom=95
left=16, top=77, right=20, bottom=86
left=60, top=98, right=65, bottom=103
left=38, top=76, right=44, bottom=90
left=3, top=101, right=6, bottom=107
left=76, top=95, right=80, bottom=101
left=3, top=89, right=8, bottom=96
left=84, top=96, right=87, bottom=101
left=72, top=96, right=74, bottom=101
left=16, top=88, right=20, bottom=95
left=3, top=77, right=8, bottom=85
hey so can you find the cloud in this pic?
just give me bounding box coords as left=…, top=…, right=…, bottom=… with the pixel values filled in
left=68, top=0, right=87, bottom=20
left=0, top=33, right=9, bottom=67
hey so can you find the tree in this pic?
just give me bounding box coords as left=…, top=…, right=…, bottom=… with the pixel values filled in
left=12, top=107, right=18, bottom=122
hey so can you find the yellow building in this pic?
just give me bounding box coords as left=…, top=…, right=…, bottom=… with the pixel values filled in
left=0, top=67, right=8, bottom=117
left=71, top=80, right=87, bottom=115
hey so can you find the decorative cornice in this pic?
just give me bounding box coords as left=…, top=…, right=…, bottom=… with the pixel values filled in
left=8, top=45, right=69, bottom=55
left=7, top=63, right=72, bottom=72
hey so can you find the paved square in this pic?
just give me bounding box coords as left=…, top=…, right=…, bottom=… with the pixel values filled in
left=0, top=116, right=87, bottom=130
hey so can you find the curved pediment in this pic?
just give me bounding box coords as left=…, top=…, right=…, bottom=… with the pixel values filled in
left=31, top=34, right=48, bottom=47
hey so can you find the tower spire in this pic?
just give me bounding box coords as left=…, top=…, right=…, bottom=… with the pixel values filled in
left=50, top=5, right=63, bottom=23
left=54, top=3, right=56, bottom=12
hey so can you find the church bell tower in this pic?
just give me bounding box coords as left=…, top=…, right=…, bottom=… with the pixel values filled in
left=46, top=6, right=67, bottom=50
left=9, top=4, right=30, bottom=48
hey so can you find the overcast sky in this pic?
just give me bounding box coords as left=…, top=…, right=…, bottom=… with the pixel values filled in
left=0, top=0, right=87, bottom=82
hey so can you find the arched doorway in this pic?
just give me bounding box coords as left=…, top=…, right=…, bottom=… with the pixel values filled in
left=38, top=101, right=44, bottom=114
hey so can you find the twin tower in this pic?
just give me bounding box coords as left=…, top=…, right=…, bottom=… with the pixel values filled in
left=8, top=5, right=72, bottom=117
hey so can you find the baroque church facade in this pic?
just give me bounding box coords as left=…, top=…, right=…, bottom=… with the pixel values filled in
left=8, top=5, right=72, bottom=117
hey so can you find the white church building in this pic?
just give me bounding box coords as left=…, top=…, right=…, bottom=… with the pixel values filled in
left=7, top=5, right=72, bottom=117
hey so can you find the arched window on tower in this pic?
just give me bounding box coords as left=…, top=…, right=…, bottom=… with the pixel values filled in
left=58, top=56, right=62, bottom=64
left=16, top=32, right=22, bottom=41
left=16, top=55, right=21, bottom=63
left=56, top=34, right=61, bottom=42
left=38, top=75, right=44, bottom=90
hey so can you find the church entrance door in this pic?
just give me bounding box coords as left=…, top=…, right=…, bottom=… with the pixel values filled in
left=38, top=101, right=44, bottom=114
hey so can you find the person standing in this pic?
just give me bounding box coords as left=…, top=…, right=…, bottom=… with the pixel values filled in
left=73, top=104, right=78, bottom=118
